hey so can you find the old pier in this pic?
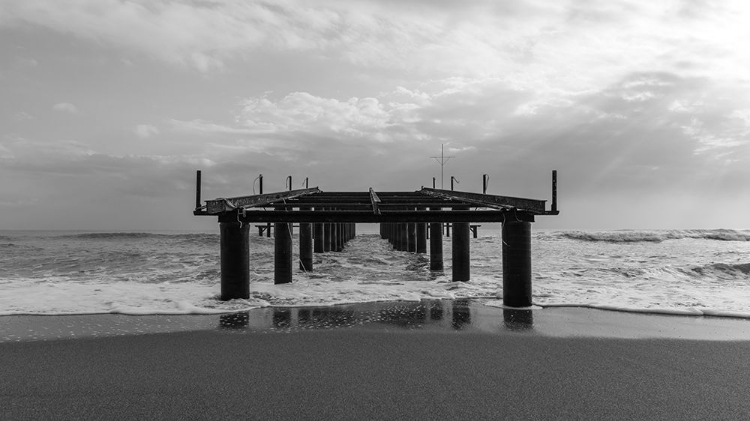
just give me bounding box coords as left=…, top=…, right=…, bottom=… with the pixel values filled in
left=194, top=171, right=559, bottom=307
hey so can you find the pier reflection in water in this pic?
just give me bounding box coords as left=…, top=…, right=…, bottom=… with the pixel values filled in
left=217, top=299, right=534, bottom=333
left=503, top=309, right=534, bottom=331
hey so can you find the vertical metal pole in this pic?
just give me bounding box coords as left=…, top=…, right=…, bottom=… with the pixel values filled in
left=433, top=177, right=436, bottom=189
left=220, top=221, right=250, bottom=299
left=452, top=207, right=470, bottom=282
left=482, top=174, right=488, bottom=195
left=195, top=170, right=202, bottom=210
left=552, top=170, right=558, bottom=212
left=502, top=220, right=532, bottom=307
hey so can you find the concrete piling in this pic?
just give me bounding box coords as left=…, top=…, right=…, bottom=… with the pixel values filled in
left=416, top=218, right=427, bottom=254
left=430, top=221, right=443, bottom=271
left=452, top=208, right=470, bottom=282
left=299, top=208, right=313, bottom=271
left=314, top=222, right=324, bottom=253
left=502, top=220, right=532, bottom=307
left=274, top=221, right=293, bottom=284
left=407, top=222, right=417, bottom=253
left=220, top=221, right=250, bottom=299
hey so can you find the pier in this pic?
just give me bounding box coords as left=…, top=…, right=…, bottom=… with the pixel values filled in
left=194, top=171, right=559, bottom=307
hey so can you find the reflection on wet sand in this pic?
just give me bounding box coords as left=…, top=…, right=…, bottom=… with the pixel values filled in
left=451, top=299, right=471, bottom=330
left=216, top=299, right=535, bottom=333
left=219, top=312, right=250, bottom=329
left=503, top=309, right=534, bottom=331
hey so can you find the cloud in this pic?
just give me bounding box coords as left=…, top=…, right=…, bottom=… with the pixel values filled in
left=3, top=0, right=748, bottom=89
left=12, top=112, right=33, bottom=121
left=134, top=124, right=159, bottom=138
left=52, top=102, right=78, bottom=113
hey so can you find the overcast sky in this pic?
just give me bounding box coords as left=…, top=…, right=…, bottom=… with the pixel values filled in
left=1, top=0, right=749, bottom=231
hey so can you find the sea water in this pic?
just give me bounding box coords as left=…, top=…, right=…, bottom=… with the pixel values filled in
left=1, top=227, right=749, bottom=318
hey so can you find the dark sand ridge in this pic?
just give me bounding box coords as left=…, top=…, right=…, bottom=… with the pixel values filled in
left=2, top=304, right=750, bottom=420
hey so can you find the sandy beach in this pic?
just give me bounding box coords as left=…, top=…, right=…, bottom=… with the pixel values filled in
left=2, top=304, right=750, bottom=420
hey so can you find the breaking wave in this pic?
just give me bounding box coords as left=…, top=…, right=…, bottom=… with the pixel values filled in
left=559, top=229, right=750, bottom=243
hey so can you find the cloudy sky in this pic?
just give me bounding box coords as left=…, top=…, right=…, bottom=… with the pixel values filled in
left=1, top=0, right=749, bottom=231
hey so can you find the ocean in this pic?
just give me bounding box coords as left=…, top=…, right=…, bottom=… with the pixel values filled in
left=1, top=227, right=749, bottom=318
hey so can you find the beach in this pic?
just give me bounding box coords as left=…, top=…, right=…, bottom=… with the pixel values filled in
left=3, top=304, right=750, bottom=420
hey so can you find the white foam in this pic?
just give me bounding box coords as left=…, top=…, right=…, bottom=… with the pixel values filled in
left=2, top=230, right=750, bottom=319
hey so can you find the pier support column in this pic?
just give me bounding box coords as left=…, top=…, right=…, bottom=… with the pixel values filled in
left=452, top=211, right=470, bottom=282
left=334, top=223, right=342, bottom=252
left=299, top=209, right=313, bottom=271
left=314, top=222, right=324, bottom=253
left=275, top=222, right=293, bottom=284
left=220, top=221, right=250, bottom=300
left=430, top=221, right=443, bottom=271
left=324, top=221, right=332, bottom=252
left=502, top=221, right=532, bottom=307
left=416, top=210, right=427, bottom=254
left=399, top=223, right=408, bottom=251
left=407, top=222, right=417, bottom=253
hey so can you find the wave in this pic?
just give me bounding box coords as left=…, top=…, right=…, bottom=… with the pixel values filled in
left=686, top=262, right=750, bottom=278
left=558, top=229, right=750, bottom=243
left=58, top=232, right=218, bottom=241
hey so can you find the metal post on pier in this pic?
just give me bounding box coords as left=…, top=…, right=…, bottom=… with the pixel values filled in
left=195, top=170, right=201, bottom=210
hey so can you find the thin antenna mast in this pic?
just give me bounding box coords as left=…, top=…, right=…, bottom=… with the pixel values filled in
left=430, top=144, right=455, bottom=189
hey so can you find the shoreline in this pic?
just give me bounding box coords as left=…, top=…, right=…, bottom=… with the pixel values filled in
left=3, top=318, right=750, bottom=419
left=3, top=300, right=750, bottom=343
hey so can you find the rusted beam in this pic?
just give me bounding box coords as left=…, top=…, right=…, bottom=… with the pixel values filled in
left=418, top=188, right=546, bottom=214
left=216, top=210, right=535, bottom=224
left=369, top=187, right=382, bottom=215
left=205, top=188, right=322, bottom=214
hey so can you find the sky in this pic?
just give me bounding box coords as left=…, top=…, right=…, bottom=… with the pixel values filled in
left=1, top=0, right=749, bottom=231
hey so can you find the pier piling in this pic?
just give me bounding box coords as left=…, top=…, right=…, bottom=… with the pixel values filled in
left=502, top=221, right=532, bottom=307
left=324, top=219, right=332, bottom=252
left=274, top=222, right=293, bottom=284
left=452, top=208, right=470, bottom=282
left=220, top=222, right=250, bottom=299
left=299, top=207, right=313, bottom=271
left=430, top=221, right=443, bottom=271
left=408, top=222, right=417, bottom=253
left=314, top=222, right=324, bottom=253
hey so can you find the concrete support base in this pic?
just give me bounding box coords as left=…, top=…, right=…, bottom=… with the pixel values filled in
left=220, top=222, right=250, bottom=300
left=299, top=221, right=313, bottom=271
left=429, top=222, right=443, bottom=271
left=502, top=221, right=532, bottom=307
left=275, top=222, right=293, bottom=284
left=452, top=219, right=470, bottom=282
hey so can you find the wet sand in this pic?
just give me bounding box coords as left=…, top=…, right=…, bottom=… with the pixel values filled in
left=2, top=304, right=750, bottom=420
